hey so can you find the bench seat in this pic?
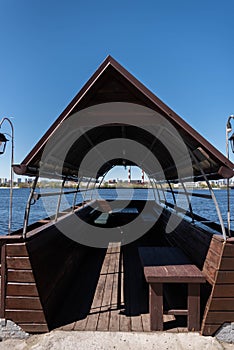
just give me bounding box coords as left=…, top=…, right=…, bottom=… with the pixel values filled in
left=139, top=246, right=206, bottom=331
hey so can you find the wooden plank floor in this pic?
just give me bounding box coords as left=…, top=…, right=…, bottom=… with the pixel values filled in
left=58, top=242, right=186, bottom=332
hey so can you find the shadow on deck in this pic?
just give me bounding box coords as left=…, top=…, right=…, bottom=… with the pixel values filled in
left=51, top=240, right=187, bottom=332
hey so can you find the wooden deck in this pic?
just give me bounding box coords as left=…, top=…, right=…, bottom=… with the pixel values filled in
left=57, top=243, right=186, bottom=332
left=1, top=202, right=234, bottom=335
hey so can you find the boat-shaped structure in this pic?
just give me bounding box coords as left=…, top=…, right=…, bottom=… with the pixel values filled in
left=0, top=56, right=234, bottom=335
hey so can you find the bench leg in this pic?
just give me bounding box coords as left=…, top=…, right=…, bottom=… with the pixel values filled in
left=150, top=283, right=163, bottom=331
left=188, top=283, right=200, bottom=331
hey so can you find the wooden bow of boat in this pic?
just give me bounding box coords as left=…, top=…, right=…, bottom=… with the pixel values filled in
left=0, top=199, right=233, bottom=335
left=1, top=56, right=233, bottom=335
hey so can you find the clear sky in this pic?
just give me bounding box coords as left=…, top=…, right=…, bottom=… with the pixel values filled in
left=0, top=0, right=233, bottom=180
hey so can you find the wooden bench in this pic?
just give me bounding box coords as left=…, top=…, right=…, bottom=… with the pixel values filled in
left=138, top=246, right=206, bottom=331
left=143, top=204, right=234, bottom=335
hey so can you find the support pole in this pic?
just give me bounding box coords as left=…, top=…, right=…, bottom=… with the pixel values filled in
left=22, top=176, right=38, bottom=239
left=167, top=180, right=176, bottom=205
left=190, top=151, right=227, bottom=240
left=159, top=182, right=167, bottom=203
left=148, top=177, right=157, bottom=202
left=90, top=178, right=97, bottom=200
left=151, top=178, right=161, bottom=203
left=98, top=171, right=108, bottom=189
left=72, top=178, right=82, bottom=212
left=82, top=178, right=92, bottom=206
left=55, top=178, right=66, bottom=222
left=180, top=179, right=195, bottom=223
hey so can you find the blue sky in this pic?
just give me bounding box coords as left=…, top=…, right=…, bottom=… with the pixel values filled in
left=0, top=0, right=234, bottom=180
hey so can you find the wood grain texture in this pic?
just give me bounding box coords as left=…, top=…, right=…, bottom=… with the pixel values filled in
left=188, top=284, right=200, bottom=331
left=6, top=244, right=28, bottom=257
left=6, top=296, right=42, bottom=310
left=220, top=257, right=234, bottom=270
left=216, top=271, right=234, bottom=284
left=201, top=324, right=221, bottom=336
left=0, top=244, right=6, bottom=318
left=205, top=311, right=234, bottom=324
left=55, top=239, right=189, bottom=333
left=5, top=310, right=45, bottom=323
left=4, top=205, right=232, bottom=336
left=223, top=242, right=234, bottom=257
left=7, top=283, right=39, bottom=297
left=25, top=221, right=90, bottom=330
left=201, top=238, right=234, bottom=335
left=150, top=283, right=163, bottom=331
left=213, top=284, right=234, bottom=298
left=209, top=298, right=234, bottom=311
left=159, top=211, right=234, bottom=336
left=6, top=257, right=31, bottom=270
left=8, top=270, right=35, bottom=283
left=3, top=242, right=48, bottom=333
left=202, top=260, right=219, bottom=285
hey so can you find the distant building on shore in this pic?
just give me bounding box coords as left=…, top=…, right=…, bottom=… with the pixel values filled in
left=0, top=178, right=7, bottom=185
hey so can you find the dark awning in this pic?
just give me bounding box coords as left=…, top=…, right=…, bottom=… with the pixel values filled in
left=13, top=56, right=234, bottom=182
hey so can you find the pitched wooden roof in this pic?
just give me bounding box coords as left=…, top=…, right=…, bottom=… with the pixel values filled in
left=13, top=55, right=234, bottom=181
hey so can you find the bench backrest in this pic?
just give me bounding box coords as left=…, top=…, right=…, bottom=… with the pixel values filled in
left=155, top=206, right=213, bottom=270
left=156, top=205, right=224, bottom=282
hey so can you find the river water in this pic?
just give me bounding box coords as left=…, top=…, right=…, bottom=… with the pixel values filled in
left=0, top=187, right=233, bottom=235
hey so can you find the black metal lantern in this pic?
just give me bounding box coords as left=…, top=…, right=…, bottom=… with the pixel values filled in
left=229, top=132, right=234, bottom=153
left=0, top=133, right=8, bottom=154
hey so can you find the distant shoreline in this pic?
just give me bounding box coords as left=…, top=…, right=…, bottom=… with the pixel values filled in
left=0, top=186, right=20, bottom=189
left=0, top=186, right=229, bottom=190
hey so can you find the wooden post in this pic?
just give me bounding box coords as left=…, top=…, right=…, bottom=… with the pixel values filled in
left=150, top=283, right=163, bottom=331
left=188, top=283, right=200, bottom=331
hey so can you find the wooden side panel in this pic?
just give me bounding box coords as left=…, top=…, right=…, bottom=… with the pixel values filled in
left=6, top=257, right=32, bottom=270
left=16, top=324, right=49, bottom=333
left=202, top=236, right=224, bottom=285
left=6, top=297, right=42, bottom=310
left=202, top=324, right=222, bottom=336
left=201, top=240, right=234, bottom=336
left=0, top=245, right=6, bottom=319
left=213, top=284, right=234, bottom=297
left=6, top=283, right=38, bottom=296
left=5, top=310, right=46, bottom=323
left=5, top=243, right=48, bottom=333
left=6, top=244, right=28, bottom=257
left=222, top=239, right=234, bottom=256
left=8, top=270, right=35, bottom=283
left=220, top=258, right=234, bottom=270
left=25, top=222, right=90, bottom=330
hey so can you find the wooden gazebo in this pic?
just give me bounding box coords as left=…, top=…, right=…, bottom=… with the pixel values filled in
left=0, top=56, right=233, bottom=335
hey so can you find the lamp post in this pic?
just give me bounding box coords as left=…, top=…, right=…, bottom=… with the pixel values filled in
left=0, top=133, right=9, bottom=154
left=229, top=132, right=234, bottom=154
left=226, top=115, right=234, bottom=237
left=0, top=117, right=14, bottom=235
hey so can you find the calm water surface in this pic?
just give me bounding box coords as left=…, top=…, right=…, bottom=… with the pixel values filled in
left=0, top=187, right=233, bottom=235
